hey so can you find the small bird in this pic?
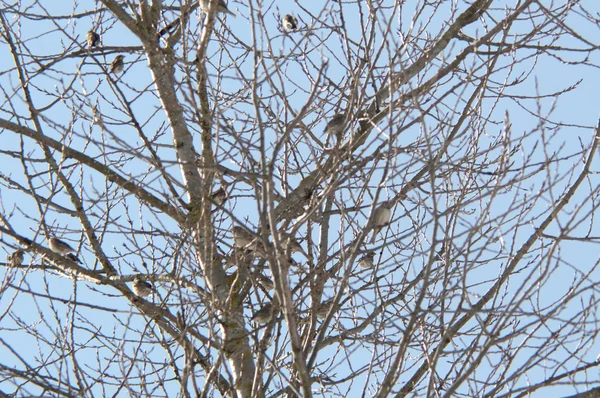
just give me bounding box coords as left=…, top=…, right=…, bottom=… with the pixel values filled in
left=109, top=55, right=125, bottom=74
left=49, top=237, right=76, bottom=254
left=369, top=200, right=394, bottom=244
left=211, top=187, right=227, bottom=205
left=324, top=113, right=348, bottom=142
left=232, top=226, right=267, bottom=256
left=7, top=250, right=24, bottom=267
left=316, top=298, right=336, bottom=319
left=358, top=252, right=375, bottom=268
left=282, top=14, right=298, bottom=31
left=132, top=276, right=156, bottom=297
left=252, top=302, right=274, bottom=324
left=86, top=30, right=100, bottom=49
left=280, top=233, right=305, bottom=256
left=199, top=0, right=236, bottom=17
left=296, top=175, right=316, bottom=201
left=232, top=226, right=254, bottom=249
left=254, top=272, right=274, bottom=291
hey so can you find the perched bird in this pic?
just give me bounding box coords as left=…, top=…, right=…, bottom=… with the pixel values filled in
left=86, top=30, right=100, bottom=49
left=132, top=276, right=156, bottom=297
left=211, top=187, right=227, bottom=205
left=199, top=0, right=236, bottom=17
left=7, top=250, right=24, bottom=267
left=324, top=113, right=348, bottom=142
left=296, top=174, right=316, bottom=201
left=358, top=251, right=375, bottom=268
left=232, top=226, right=254, bottom=249
left=280, top=233, right=305, bottom=256
left=316, top=298, right=336, bottom=319
left=369, top=200, right=394, bottom=244
left=232, top=226, right=267, bottom=255
left=282, top=14, right=298, bottom=31
left=252, top=302, right=274, bottom=324
left=254, top=272, right=274, bottom=291
left=109, top=55, right=125, bottom=74
left=49, top=237, right=76, bottom=254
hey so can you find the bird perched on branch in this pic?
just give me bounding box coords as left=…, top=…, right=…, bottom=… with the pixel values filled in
left=254, top=272, right=274, bottom=291
left=316, top=298, right=336, bottom=319
left=132, top=276, right=156, bottom=297
left=282, top=14, right=298, bottom=31
left=86, top=30, right=100, bottom=49
left=211, top=187, right=228, bottom=205
left=369, top=200, right=394, bottom=244
left=252, top=302, right=275, bottom=324
left=7, top=250, right=24, bottom=267
left=110, top=55, right=125, bottom=74
left=232, top=226, right=267, bottom=255
left=49, top=236, right=83, bottom=263
left=280, top=232, right=306, bottom=256
left=324, top=113, right=348, bottom=143
left=358, top=252, right=375, bottom=269
left=199, top=0, right=236, bottom=17
left=49, top=237, right=76, bottom=254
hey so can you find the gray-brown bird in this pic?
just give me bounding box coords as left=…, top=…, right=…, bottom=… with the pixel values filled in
left=252, top=302, right=274, bottom=324
left=110, top=55, right=125, bottom=74
left=324, top=113, right=348, bottom=142
left=199, top=0, right=236, bottom=17
left=254, top=272, right=274, bottom=291
left=296, top=174, right=316, bottom=201
left=369, top=200, right=394, bottom=244
left=282, top=14, right=298, bottom=31
left=49, top=237, right=75, bottom=254
left=86, top=30, right=100, bottom=49
left=232, top=226, right=254, bottom=249
left=7, top=250, right=24, bottom=267
left=358, top=252, right=375, bottom=268
left=316, top=298, right=336, bottom=319
left=132, top=276, right=156, bottom=297
left=232, top=226, right=267, bottom=255
left=211, top=187, right=227, bottom=205
left=281, top=233, right=305, bottom=256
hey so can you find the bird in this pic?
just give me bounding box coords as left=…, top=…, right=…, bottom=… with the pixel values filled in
left=232, top=226, right=255, bottom=249
left=49, top=237, right=76, bottom=254
left=109, top=55, right=125, bottom=74
left=7, top=250, right=24, bottom=267
left=254, top=272, right=274, bottom=291
left=252, top=302, right=274, bottom=324
left=211, top=187, right=227, bottom=205
left=199, top=0, right=236, bottom=17
left=296, top=174, right=316, bottom=201
left=369, top=200, right=394, bottom=244
left=358, top=252, right=375, bottom=268
left=316, top=298, right=336, bottom=319
left=282, top=14, right=298, bottom=31
left=280, top=233, right=306, bottom=256
left=324, top=113, right=348, bottom=142
left=132, top=276, right=156, bottom=297
left=86, top=30, right=100, bottom=49
left=232, top=226, right=267, bottom=255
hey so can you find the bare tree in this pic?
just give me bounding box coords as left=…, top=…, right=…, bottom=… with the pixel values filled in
left=1, top=0, right=600, bottom=396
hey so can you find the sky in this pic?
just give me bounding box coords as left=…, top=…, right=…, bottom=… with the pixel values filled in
left=2, top=0, right=600, bottom=396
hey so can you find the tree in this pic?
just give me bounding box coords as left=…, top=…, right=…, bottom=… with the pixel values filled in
left=1, top=0, right=600, bottom=396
